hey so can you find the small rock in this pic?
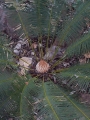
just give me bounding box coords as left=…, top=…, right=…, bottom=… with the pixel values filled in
left=13, top=49, right=20, bottom=55
left=14, top=43, right=21, bottom=50
left=38, top=43, right=42, bottom=47
left=18, top=57, right=32, bottom=75
left=31, top=51, right=35, bottom=55
left=43, top=45, right=57, bottom=60
left=63, top=62, right=69, bottom=67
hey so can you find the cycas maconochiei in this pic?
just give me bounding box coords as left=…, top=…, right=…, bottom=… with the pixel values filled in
left=0, top=0, right=90, bottom=120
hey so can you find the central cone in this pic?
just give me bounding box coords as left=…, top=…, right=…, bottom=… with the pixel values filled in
left=36, top=60, right=50, bottom=73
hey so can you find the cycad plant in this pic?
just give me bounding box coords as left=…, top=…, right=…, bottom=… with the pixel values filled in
left=0, top=0, right=90, bottom=120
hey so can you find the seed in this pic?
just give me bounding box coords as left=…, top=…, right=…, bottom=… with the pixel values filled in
left=36, top=60, right=50, bottom=73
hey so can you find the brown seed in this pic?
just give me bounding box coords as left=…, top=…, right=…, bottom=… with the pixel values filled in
left=36, top=60, right=50, bottom=73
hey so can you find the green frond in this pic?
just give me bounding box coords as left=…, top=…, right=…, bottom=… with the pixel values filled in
left=4, top=0, right=90, bottom=40
left=57, top=64, right=90, bottom=92
left=57, top=0, right=90, bottom=45
left=65, top=32, right=90, bottom=57
left=20, top=80, right=90, bottom=120
left=0, top=72, right=16, bottom=118
left=0, top=69, right=28, bottom=119
left=7, top=0, right=68, bottom=37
